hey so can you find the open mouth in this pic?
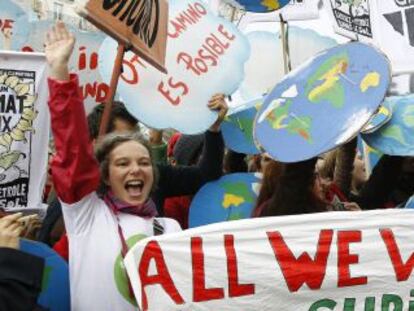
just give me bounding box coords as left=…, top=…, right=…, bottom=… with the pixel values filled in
left=125, top=180, right=144, bottom=197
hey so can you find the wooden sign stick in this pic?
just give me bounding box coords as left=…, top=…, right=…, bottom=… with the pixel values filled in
left=98, top=43, right=126, bottom=137
left=279, top=14, right=291, bottom=74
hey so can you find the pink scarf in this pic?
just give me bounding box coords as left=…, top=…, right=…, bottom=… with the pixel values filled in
left=103, top=191, right=158, bottom=218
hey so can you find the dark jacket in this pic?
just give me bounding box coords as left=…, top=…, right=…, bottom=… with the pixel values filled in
left=0, top=248, right=44, bottom=311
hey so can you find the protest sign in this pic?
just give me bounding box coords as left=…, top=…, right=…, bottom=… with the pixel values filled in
left=0, top=51, right=49, bottom=212
left=371, top=0, right=414, bottom=74
left=239, top=28, right=337, bottom=100
left=20, top=239, right=70, bottom=311
left=254, top=42, right=391, bottom=163
left=14, top=20, right=107, bottom=113
left=362, top=95, right=414, bottom=156
left=124, top=209, right=414, bottom=310
left=221, top=98, right=262, bottom=154
left=76, top=0, right=169, bottom=73
left=189, top=173, right=261, bottom=228
left=99, top=0, right=250, bottom=134
left=324, top=0, right=373, bottom=40
left=0, top=1, right=108, bottom=114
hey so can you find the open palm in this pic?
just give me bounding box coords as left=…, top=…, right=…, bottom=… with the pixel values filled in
left=44, top=21, right=75, bottom=68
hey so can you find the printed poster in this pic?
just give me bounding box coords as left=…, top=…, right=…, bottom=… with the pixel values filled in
left=0, top=51, right=49, bottom=213
left=325, top=0, right=373, bottom=39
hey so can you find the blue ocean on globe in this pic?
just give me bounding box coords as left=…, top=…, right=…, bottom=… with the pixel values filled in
left=189, top=173, right=262, bottom=228
left=222, top=98, right=262, bottom=154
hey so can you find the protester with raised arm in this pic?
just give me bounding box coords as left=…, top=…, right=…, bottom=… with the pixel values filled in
left=45, top=22, right=227, bottom=310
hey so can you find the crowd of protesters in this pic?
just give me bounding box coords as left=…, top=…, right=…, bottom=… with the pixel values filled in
left=1, top=22, right=414, bottom=310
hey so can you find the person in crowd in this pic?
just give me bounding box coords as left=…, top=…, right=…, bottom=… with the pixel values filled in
left=163, top=133, right=205, bottom=228
left=0, top=213, right=44, bottom=311
left=251, top=160, right=284, bottom=217
left=44, top=22, right=226, bottom=309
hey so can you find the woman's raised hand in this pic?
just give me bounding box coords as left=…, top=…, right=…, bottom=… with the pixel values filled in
left=45, top=21, right=75, bottom=81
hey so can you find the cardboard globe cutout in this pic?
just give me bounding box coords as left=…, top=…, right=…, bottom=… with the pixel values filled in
left=189, top=173, right=261, bottom=228
left=362, top=95, right=414, bottom=156
left=254, top=42, right=391, bottom=163
left=361, top=103, right=392, bottom=134
left=223, top=0, right=291, bottom=13
left=222, top=98, right=262, bottom=154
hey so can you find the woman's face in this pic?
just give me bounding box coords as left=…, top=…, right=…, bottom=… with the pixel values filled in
left=107, top=140, right=154, bottom=205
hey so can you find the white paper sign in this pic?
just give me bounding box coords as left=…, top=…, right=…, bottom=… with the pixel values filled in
left=125, top=209, right=414, bottom=310
left=99, top=0, right=250, bottom=134
left=0, top=51, right=49, bottom=213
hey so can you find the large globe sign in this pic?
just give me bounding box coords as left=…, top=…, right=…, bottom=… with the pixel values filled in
left=254, top=42, right=391, bottom=163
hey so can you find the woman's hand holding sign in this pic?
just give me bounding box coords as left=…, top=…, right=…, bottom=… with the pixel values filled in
left=208, top=93, right=228, bottom=132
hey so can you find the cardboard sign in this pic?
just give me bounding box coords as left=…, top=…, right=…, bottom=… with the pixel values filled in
left=76, top=0, right=169, bottom=73
left=254, top=42, right=391, bottom=163
left=0, top=51, right=49, bottom=212
left=99, top=0, right=250, bottom=134
left=189, top=173, right=262, bottom=228
left=124, top=209, right=414, bottom=310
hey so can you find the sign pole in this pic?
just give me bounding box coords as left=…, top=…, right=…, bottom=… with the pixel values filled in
left=279, top=14, right=291, bottom=74
left=98, top=43, right=126, bottom=137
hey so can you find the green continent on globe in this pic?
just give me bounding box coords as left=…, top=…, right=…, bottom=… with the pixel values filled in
left=381, top=124, right=408, bottom=146
left=222, top=182, right=254, bottom=209
left=403, top=105, right=414, bottom=126
left=114, top=234, right=148, bottom=306
left=305, top=53, right=349, bottom=108
left=228, top=116, right=254, bottom=143
left=265, top=100, right=313, bottom=143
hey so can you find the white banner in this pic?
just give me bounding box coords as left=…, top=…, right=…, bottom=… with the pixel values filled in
left=125, top=209, right=414, bottom=310
left=0, top=51, right=49, bottom=213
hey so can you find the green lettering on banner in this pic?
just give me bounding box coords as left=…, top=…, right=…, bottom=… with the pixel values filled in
left=344, top=298, right=356, bottom=311
left=364, top=297, right=375, bottom=311
left=382, top=294, right=403, bottom=311
left=308, top=299, right=336, bottom=311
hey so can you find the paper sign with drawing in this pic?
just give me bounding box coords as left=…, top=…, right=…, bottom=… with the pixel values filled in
left=0, top=51, right=49, bottom=212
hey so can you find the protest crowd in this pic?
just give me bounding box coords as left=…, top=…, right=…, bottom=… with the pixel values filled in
left=1, top=0, right=414, bottom=310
